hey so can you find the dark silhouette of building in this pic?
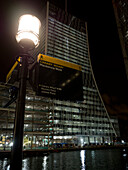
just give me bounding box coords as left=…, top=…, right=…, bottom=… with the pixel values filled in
left=112, top=0, right=128, bottom=80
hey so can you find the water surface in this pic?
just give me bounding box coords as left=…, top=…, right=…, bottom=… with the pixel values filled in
left=0, top=149, right=128, bottom=170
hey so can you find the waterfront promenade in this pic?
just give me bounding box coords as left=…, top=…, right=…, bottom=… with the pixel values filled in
left=0, top=145, right=127, bottom=158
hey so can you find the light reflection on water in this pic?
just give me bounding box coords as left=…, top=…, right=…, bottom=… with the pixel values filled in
left=0, top=158, right=10, bottom=170
left=0, top=149, right=128, bottom=170
left=42, top=156, right=48, bottom=170
left=80, top=150, right=86, bottom=170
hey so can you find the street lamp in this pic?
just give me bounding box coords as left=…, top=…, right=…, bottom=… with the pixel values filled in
left=16, top=14, right=41, bottom=50
left=10, top=14, right=41, bottom=170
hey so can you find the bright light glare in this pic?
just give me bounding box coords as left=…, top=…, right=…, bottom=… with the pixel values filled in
left=80, top=150, right=85, bottom=170
left=43, top=156, right=48, bottom=170
left=16, top=14, right=41, bottom=48
left=18, top=15, right=40, bottom=34
left=9, top=142, right=13, bottom=147
left=121, top=140, right=125, bottom=144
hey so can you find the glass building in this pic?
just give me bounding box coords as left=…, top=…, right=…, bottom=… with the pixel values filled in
left=30, top=1, right=118, bottom=145
left=0, top=83, right=54, bottom=150
left=112, top=0, right=128, bottom=80
left=0, top=1, right=120, bottom=150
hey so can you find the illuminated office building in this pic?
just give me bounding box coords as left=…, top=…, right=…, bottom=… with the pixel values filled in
left=0, top=1, right=120, bottom=149
left=0, top=83, right=54, bottom=149
left=30, top=1, right=118, bottom=145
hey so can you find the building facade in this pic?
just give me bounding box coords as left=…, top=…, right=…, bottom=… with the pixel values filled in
left=0, top=83, right=54, bottom=150
left=112, top=0, right=128, bottom=80
left=0, top=1, right=120, bottom=150
left=30, top=1, right=118, bottom=145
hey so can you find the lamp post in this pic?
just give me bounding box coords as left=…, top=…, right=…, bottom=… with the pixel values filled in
left=10, top=14, right=41, bottom=170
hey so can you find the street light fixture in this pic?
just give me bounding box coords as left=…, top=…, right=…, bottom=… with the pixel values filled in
left=16, top=14, right=41, bottom=50
left=10, top=14, right=41, bottom=170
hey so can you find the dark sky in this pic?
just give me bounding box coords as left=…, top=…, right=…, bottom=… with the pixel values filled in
left=0, top=0, right=128, bottom=103
left=1, top=0, right=128, bottom=139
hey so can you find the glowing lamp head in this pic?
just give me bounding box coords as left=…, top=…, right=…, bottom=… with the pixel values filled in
left=16, top=14, right=41, bottom=50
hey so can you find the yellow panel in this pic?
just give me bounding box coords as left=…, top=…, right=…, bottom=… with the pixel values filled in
left=37, top=54, right=81, bottom=71
left=6, top=57, right=21, bottom=83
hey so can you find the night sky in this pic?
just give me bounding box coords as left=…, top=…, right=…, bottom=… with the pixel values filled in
left=1, top=0, right=128, bottom=138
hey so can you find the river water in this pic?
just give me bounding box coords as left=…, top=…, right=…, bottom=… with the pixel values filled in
left=0, top=149, right=128, bottom=170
